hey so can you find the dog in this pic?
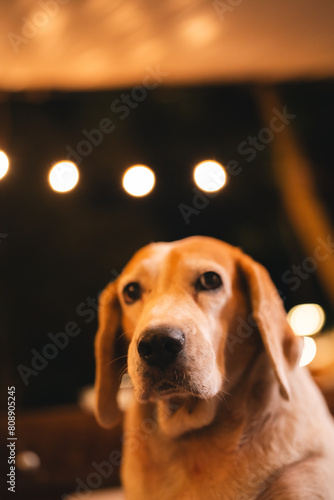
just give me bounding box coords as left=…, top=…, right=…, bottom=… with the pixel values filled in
left=94, top=236, right=334, bottom=499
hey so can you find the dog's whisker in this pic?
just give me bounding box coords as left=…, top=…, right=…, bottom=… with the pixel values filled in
left=119, top=364, right=129, bottom=379
left=119, top=364, right=129, bottom=384
left=118, top=330, right=131, bottom=341
left=104, top=354, right=128, bottom=368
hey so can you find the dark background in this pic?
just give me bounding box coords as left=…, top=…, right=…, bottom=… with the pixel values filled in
left=1, top=80, right=334, bottom=410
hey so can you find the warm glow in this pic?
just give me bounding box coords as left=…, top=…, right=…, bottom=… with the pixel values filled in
left=17, top=451, right=41, bottom=471
left=299, top=336, right=317, bottom=367
left=287, top=303, right=325, bottom=337
left=181, top=15, right=220, bottom=47
left=193, top=160, right=227, bottom=192
left=122, top=165, right=155, bottom=197
left=0, top=150, right=9, bottom=179
left=49, top=161, right=79, bottom=193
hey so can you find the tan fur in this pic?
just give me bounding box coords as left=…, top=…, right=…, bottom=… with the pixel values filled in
left=94, top=236, right=334, bottom=499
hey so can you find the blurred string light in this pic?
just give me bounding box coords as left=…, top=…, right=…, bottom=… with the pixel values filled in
left=0, top=150, right=9, bottom=179
left=287, top=303, right=325, bottom=367
left=122, top=165, right=155, bottom=197
left=193, top=160, right=227, bottom=193
left=299, top=336, right=317, bottom=367
left=287, top=303, right=325, bottom=337
left=48, top=161, right=79, bottom=193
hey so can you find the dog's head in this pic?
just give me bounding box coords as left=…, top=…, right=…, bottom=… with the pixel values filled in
left=95, top=236, right=301, bottom=433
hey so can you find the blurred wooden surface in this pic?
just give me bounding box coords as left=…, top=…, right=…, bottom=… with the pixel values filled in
left=0, top=405, right=122, bottom=500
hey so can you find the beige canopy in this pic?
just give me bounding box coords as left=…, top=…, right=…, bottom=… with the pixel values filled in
left=1, top=0, right=334, bottom=91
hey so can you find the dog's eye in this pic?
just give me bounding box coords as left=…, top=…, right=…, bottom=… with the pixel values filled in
left=123, top=282, right=141, bottom=304
left=196, top=271, right=222, bottom=291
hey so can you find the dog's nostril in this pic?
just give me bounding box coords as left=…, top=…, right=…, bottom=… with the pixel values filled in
left=137, top=340, right=153, bottom=359
left=137, top=328, right=185, bottom=368
left=164, top=338, right=183, bottom=354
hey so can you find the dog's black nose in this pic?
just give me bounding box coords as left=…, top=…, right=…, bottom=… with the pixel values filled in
left=137, top=327, right=185, bottom=368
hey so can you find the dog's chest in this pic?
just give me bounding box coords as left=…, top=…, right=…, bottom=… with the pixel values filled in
left=121, top=424, right=264, bottom=500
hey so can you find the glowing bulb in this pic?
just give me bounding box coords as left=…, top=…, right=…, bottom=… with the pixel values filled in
left=49, top=161, right=79, bottom=193
left=287, top=304, right=325, bottom=337
left=299, top=336, right=317, bottom=367
left=0, top=151, right=9, bottom=179
left=193, top=160, right=226, bottom=192
left=122, top=165, right=155, bottom=197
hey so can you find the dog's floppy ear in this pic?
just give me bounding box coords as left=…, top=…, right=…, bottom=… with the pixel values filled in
left=95, top=280, right=125, bottom=428
left=237, top=252, right=301, bottom=400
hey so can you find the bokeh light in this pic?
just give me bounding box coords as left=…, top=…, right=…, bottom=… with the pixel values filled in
left=122, top=165, right=155, bottom=197
left=49, top=161, right=79, bottom=193
left=193, top=160, right=226, bottom=192
left=299, top=336, right=317, bottom=367
left=287, top=303, right=325, bottom=336
left=0, top=150, right=9, bottom=179
left=17, top=451, right=41, bottom=471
